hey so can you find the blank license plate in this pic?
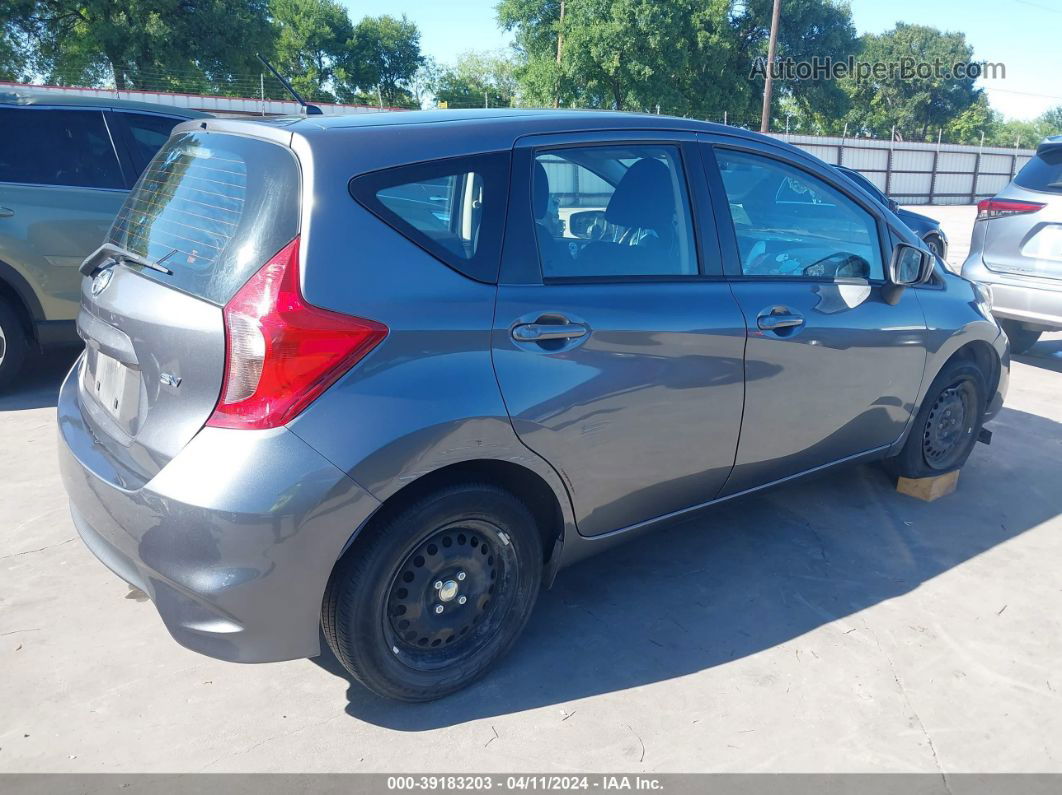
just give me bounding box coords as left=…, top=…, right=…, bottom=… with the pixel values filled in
left=85, top=351, right=135, bottom=421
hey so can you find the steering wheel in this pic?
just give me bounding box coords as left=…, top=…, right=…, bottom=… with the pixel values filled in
left=802, top=252, right=870, bottom=280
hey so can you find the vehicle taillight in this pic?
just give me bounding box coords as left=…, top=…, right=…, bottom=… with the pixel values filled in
left=206, top=236, right=387, bottom=430
left=976, top=198, right=1046, bottom=221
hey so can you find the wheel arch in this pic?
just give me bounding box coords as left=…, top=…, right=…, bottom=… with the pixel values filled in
left=0, top=259, right=43, bottom=345
left=944, top=339, right=1000, bottom=399
left=337, top=458, right=572, bottom=587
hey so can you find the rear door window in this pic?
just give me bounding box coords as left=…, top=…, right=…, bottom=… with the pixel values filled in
left=0, top=108, right=124, bottom=189
left=1014, top=148, right=1062, bottom=194
left=108, top=130, right=301, bottom=304
left=532, top=145, right=698, bottom=278
left=349, top=152, right=510, bottom=283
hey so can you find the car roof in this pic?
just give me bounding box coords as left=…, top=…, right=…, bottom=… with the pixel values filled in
left=184, top=108, right=821, bottom=174
left=0, top=89, right=211, bottom=118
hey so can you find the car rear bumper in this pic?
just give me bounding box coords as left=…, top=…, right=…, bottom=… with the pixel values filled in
left=963, top=257, right=1062, bottom=330
left=57, top=357, right=380, bottom=663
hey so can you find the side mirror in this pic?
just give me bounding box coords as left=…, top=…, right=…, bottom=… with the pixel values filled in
left=888, top=243, right=934, bottom=286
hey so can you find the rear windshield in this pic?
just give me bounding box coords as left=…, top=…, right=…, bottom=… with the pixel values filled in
left=1013, top=148, right=1062, bottom=194
left=108, top=130, right=300, bottom=304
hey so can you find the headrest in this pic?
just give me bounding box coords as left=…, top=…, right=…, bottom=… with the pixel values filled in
left=605, top=158, right=675, bottom=233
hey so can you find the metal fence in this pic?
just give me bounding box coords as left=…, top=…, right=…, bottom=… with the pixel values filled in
left=771, top=133, right=1037, bottom=206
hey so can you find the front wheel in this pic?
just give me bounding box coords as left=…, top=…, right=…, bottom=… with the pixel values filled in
left=924, top=234, right=945, bottom=260
left=999, top=320, right=1042, bottom=355
left=322, top=483, right=542, bottom=702
left=886, top=359, right=987, bottom=479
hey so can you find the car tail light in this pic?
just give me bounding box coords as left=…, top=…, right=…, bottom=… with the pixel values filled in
left=206, top=236, right=387, bottom=430
left=976, top=198, right=1046, bottom=221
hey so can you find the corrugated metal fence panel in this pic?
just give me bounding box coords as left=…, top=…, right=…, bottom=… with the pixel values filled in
left=767, top=132, right=1037, bottom=205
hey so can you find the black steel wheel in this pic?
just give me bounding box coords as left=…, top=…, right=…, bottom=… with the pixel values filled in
left=921, top=379, right=977, bottom=471
left=384, top=519, right=515, bottom=670
left=885, top=359, right=987, bottom=479
left=323, top=483, right=542, bottom=702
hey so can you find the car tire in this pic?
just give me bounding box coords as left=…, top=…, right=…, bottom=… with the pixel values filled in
left=322, top=483, right=543, bottom=702
left=885, top=359, right=987, bottom=479
left=0, top=298, right=29, bottom=391
left=999, top=320, right=1041, bottom=355
left=923, top=234, right=944, bottom=259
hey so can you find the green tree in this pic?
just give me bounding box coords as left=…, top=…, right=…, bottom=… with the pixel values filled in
left=269, top=0, right=353, bottom=102
left=348, top=15, right=423, bottom=108
left=500, top=0, right=698, bottom=111
left=944, top=94, right=1000, bottom=144
left=1, top=3, right=36, bottom=81
left=498, top=0, right=858, bottom=124
left=10, top=0, right=273, bottom=93
left=741, top=0, right=858, bottom=132
left=841, top=23, right=983, bottom=141
left=435, top=50, right=519, bottom=108
left=1038, top=105, right=1062, bottom=134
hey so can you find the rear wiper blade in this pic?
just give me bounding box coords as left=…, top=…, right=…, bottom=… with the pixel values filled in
left=79, top=243, right=173, bottom=277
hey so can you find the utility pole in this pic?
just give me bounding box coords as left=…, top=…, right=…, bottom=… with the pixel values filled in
left=554, top=0, right=565, bottom=109
left=759, top=0, right=782, bottom=133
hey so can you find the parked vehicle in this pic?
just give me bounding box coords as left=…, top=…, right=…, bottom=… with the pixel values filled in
left=0, top=90, right=210, bottom=387
left=58, top=110, right=1008, bottom=701
left=834, top=164, right=949, bottom=261
left=962, top=136, right=1062, bottom=353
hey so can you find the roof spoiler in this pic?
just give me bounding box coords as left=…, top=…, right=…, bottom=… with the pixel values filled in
left=1037, top=136, right=1062, bottom=153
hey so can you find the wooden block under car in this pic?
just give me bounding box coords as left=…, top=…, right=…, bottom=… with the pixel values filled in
left=896, top=470, right=960, bottom=502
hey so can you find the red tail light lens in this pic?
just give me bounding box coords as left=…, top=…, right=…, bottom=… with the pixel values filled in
left=977, top=198, right=1046, bottom=221
left=207, top=236, right=387, bottom=430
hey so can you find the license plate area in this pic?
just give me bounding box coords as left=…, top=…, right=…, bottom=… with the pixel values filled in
left=82, top=348, right=142, bottom=431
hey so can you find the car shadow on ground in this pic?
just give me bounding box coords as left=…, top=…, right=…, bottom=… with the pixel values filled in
left=312, top=404, right=1062, bottom=730
left=0, top=348, right=80, bottom=411
left=1013, top=337, right=1062, bottom=375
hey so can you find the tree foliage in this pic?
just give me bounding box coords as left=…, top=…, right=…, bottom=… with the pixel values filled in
left=270, top=0, right=353, bottom=102
left=434, top=50, right=519, bottom=108
left=3, top=1, right=425, bottom=107
left=11, top=0, right=274, bottom=91
left=497, top=0, right=857, bottom=123
left=841, top=23, right=983, bottom=141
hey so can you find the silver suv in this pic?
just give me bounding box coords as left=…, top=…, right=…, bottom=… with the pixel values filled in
left=58, top=110, right=1008, bottom=701
left=0, top=91, right=207, bottom=387
left=963, top=136, right=1062, bottom=353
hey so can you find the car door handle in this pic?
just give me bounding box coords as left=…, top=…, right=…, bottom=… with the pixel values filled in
left=512, top=322, right=588, bottom=342
left=0, top=207, right=14, bottom=218
left=757, top=311, right=805, bottom=331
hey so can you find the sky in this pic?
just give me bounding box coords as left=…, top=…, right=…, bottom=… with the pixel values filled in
left=340, top=0, right=1061, bottom=120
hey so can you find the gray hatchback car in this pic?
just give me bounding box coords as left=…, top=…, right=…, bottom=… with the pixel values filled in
left=963, top=136, right=1062, bottom=353
left=58, top=110, right=1008, bottom=701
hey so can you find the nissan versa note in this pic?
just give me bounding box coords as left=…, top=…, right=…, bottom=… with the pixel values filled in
left=58, top=110, right=1008, bottom=701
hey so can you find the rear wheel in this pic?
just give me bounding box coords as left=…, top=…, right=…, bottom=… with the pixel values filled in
left=1000, top=320, right=1042, bottom=355
left=0, top=298, right=29, bottom=391
left=322, top=483, right=542, bottom=702
left=886, top=359, right=987, bottom=479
